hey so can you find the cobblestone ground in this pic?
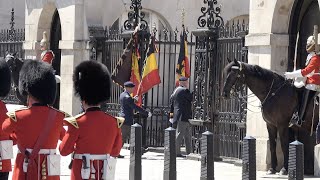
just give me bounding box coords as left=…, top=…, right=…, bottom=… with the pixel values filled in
left=7, top=148, right=320, bottom=180
left=5, top=104, right=320, bottom=180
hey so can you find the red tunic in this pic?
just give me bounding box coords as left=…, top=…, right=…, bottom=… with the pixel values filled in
left=0, top=101, right=12, bottom=172
left=301, top=55, right=320, bottom=85
left=2, top=105, right=67, bottom=180
left=41, top=50, right=54, bottom=65
left=59, top=107, right=122, bottom=180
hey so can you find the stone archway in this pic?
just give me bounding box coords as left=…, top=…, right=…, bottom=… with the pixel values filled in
left=288, top=0, right=320, bottom=70
left=36, top=2, right=57, bottom=59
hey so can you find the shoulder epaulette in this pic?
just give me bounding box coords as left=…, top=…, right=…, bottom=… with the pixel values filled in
left=63, top=112, right=84, bottom=129
left=115, top=117, right=125, bottom=128
left=64, top=117, right=79, bottom=129
left=6, top=111, right=17, bottom=122
left=6, top=106, right=29, bottom=122
left=49, top=106, right=72, bottom=118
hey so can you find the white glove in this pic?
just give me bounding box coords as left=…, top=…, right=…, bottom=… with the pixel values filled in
left=284, top=70, right=303, bottom=79
left=169, top=118, right=175, bottom=124
left=148, top=112, right=152, bottom=118
left=133, top=95, right=139, bottom=101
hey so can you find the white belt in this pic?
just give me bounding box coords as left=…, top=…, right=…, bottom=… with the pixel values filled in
left=74, top=154, right=110, bottom=160
left=19, top=148, right=56, bottom=154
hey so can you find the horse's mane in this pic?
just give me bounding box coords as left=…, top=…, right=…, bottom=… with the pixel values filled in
left=242, top=63, right=285, bottom=81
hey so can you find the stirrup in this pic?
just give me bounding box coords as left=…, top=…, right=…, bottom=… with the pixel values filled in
left=289, top=112, right=300, bottom=127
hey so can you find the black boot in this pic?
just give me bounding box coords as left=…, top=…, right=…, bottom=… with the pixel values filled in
left=296, top=89, right=311, bottom=126
left=290, top=89, right=310, bottom=127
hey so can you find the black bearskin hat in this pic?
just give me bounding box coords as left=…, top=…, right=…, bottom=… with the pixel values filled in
left=73, top=60, right=111, bottom=105
left=19, top=60, right=56, bottom=105
left=0, top=59, right=11, bottom=97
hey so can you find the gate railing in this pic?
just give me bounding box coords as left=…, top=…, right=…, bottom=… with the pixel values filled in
left=97, top=26, right=196, bottom=147
left=215, top=20, right=248, bottom=159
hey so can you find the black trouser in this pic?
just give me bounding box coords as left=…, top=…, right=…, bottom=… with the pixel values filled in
left=0, top=172, right=9, bottom=180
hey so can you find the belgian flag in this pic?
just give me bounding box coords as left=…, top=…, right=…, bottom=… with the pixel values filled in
left=175, top=27, right=190, bottom=86
left=137, top=36, right=161, bottom=96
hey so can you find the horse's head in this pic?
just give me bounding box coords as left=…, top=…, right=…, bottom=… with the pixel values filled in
left=5, top=53, right=24, bottom=86
left=222, top=59, right=245, bottom=98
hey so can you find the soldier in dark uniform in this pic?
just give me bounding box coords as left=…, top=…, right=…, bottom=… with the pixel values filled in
left=118, top=81, right=151, bottom=158
left=170, top=77, right=193, bottom=157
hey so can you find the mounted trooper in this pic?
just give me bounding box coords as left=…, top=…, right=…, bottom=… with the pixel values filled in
left=40, top=31, right=55, bottom=65
left=40, top=31, right=61, bottom=84
left=285, top=32, right=320, bottom=127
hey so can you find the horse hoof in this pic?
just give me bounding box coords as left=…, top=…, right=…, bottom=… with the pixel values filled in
left=279, top=168, right=288, bottom=175
left=266, top=168, right=276, bottom=175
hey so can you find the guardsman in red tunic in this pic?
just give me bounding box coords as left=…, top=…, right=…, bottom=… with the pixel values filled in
left=59, top=60, right=123, bottom=180
left=0, top=59, right=13, bottom=180
left=2, top=60, right=68, bottom=180
left=285, top=35, right=320, bottom=127
left=40, top=31, right=55, bottom=65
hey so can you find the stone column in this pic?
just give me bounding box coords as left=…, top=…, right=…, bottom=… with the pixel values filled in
left=59, top=41, right=89, bottom=115
left=57, top=1, right=90, bottom=115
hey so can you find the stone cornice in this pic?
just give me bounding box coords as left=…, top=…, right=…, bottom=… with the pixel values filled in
left=245, top=33, right=289, bottom=47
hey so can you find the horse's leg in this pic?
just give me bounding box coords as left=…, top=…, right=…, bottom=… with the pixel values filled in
left=278, top=126, right=289, bottom=175
left=266, top=124, right=277, bottom=174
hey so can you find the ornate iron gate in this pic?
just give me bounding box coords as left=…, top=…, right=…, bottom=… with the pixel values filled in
left=216, top=23, right=248, bottom=159
left=190, top=0, right=248, bottom=159
left=93, top=27, right=196, bottom=147
left=89, top=0, right=248, bottom=160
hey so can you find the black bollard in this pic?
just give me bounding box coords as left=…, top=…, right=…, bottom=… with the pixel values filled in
left=288, top=140, right=304, bottom=180
left=242, top=136, right=256, bottom=180
left=129, top=123, right=142, bottom=180
left=200, top=131, right=214, bottom=180
left=163, top=127, right=176, bottom=180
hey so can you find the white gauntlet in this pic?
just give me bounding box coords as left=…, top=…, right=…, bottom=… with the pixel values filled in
left=284, top=70, right=303, bottom=79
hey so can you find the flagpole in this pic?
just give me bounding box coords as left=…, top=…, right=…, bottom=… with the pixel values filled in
left=111, top=26, right=141, bottom=83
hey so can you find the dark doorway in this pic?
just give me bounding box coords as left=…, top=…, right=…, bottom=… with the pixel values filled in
left=50, top=10, right=61, bottom=108
left=288, top=0, right=320, bottom=175
left=289, top=0, right=320, bottom=70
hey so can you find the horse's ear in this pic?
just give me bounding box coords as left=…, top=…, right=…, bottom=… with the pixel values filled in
left=227, top=58, right=231, bottom=63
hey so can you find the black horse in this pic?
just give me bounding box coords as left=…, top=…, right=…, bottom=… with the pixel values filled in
left=4, top=53, right=27, bottom=105
left=222, top=59, right=318, bottom=175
